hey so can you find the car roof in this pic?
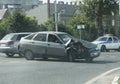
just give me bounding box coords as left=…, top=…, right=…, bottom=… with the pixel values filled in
left=7, top=32, right=32, bottom=35
left=100, top=36, right=116, bottom=38
left=36, top=31, right=67, bottom=34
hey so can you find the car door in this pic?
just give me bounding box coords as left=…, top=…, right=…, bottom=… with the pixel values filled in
left=32, top=33, right=47, bottom=55
left=112, top=37, right=119, bottom=49
left=46, top=34, right=66, bottom=57
left=105, top=37, right=113, bottom=49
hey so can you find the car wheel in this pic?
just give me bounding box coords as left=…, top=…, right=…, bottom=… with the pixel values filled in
left=86, top=58, right=93, bottom=63
left=19, top=53, right=24, bottom=57
left=6, top=53, right=15, bottom=57
left=67, top=51, right=74, bottom=62
left=101, top=46, right=107, bottom=52
left=118, top=47, right=120, bottom=52
left=42, top=57, right=48, bottom=60
left=24, top=50, right=34, bottom=60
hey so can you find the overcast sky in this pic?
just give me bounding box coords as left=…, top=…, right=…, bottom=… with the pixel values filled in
left=42, top=0, right=75, bottom=3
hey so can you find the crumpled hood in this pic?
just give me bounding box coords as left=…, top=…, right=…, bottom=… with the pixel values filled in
left=74, top=39, right=97, bottom=49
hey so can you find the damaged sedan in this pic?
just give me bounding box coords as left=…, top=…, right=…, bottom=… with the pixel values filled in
left=19, top=31, right=100, bottom=62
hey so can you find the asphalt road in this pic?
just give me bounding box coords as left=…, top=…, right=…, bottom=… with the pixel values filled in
left=0, top=52, right=120, bottom=84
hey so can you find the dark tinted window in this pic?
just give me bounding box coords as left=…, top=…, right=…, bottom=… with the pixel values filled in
left=16, top=34, right=30, bottom=41
left=33, top=33, right=46, bottom=42
left=107, top=37, right=112, bottom=42
left=48, top=34, right=61, bottom=43
left=113, top=37, right=118, bottom=42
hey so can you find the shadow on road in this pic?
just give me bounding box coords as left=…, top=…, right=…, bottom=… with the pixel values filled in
left=34, top=58, right=118, bottom=64
left=6, top=56, right=24, bottom=58
left=90, top=60, right=118, bottom=64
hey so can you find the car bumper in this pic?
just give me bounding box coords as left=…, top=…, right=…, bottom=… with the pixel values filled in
left=90, top=50, right=100, bottom=58
left=0, top=47, right=18, bottom=53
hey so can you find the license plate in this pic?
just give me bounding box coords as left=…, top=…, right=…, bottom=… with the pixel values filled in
left=0, top=44, right=6, bottom=47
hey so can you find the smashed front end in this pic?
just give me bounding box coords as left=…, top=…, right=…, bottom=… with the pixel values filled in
left=66, top=39, right=100, bottom=61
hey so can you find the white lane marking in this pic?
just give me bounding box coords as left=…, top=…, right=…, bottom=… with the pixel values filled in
left=85, top=67, right=120, bottom=84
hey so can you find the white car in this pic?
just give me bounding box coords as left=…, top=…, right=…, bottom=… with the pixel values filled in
left=92, top=35, right=120, bottom=52
left=0, top=33, right=31, bottom=57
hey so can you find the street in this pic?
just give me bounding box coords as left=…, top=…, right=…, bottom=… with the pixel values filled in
left=0, top=52, right=120, bottom=84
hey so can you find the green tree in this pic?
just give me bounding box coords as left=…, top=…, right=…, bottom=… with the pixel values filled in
left=42, top=19, right=67, bottom=32
left=9, top=11, right=39, bottom=32
left=82, top=0, right=118, bottom=36
left=117, top=27, right=120, bottom=38
left=44, top=19, right=55, bottom=31
left=0, top=11, right=41, bottom=38
left=0, top=19, right=12, bottom=38
left=68, top=14, right=98, bottom=41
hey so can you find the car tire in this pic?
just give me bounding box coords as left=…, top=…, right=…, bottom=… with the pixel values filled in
left=42, top=57, right=48, bottom=60
left=6, top=53, right=15, bottom=57
left=86, top=58, right=93, bottom=63
left=24, top=50, right=34, bottom=60
left=118, top=47, right=120, bottom=52
left=101, top=45, right=107, bottom=52
left=67, top=51, right=74, bottom=62
left=19, top=53, right=24, bottom=57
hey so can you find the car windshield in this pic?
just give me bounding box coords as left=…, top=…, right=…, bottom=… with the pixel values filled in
left=96, top=37, right=108, bottom=41
left=57, top=33, right=72, bottom=43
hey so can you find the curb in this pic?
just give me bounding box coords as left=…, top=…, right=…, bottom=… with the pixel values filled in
left=85, top=67, right=120, bottom=84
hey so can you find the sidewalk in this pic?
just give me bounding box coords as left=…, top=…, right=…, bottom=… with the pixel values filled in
left=85, top=67, right=120, bottom=84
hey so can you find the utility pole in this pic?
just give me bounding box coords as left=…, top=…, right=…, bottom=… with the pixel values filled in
left=119, top=0, right=120, bottom=15
left=47, top=0, right=50, bottom=18
left=55, top=0, right=58, bottom=31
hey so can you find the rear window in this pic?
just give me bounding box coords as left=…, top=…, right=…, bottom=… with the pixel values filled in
left=2, top=33, right=30, bottom=41
left=1, top=34, right=14, bottom=40
left=16, top=34, right=30, bottom=41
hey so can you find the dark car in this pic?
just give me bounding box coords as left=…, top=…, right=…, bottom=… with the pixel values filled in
left=19, top=31, right=100, bottom=62
left=0, top=33, right=31, bottom=57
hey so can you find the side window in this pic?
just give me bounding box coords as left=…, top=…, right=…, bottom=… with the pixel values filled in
left=48, top=34, right=61, bottom=43
left=33, top=34, right=46, bottom=42
left=11, top=35, right=17, bottom=41
left=16, top=34, right=29, bottom=41
left=113, top=37, right=118, bottom=42
left=107, top=37, right=112, bottom=42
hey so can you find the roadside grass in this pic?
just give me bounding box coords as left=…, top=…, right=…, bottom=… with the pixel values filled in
left=118, top=78, right=120, bottom=84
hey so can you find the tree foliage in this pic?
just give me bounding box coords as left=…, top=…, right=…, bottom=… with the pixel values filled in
left=67, top=0, right=119, bottom=41
left=41, top=19, right=67, bottom=32
left=68, top=14, right=98, bottom=41
left=0, top=19, right=12, bottom=38
left=0, top=11, right=41, bottom=38
left=82, top=0, right=119, bottom=36
left=9, top=11, right=40, bottom=32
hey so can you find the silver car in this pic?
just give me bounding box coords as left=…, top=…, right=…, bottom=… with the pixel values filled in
left=19, top=31, right=100, bottom=62
left=0, top=33, right=31, bottom=57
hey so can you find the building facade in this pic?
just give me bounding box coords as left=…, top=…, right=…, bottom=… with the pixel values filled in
left=0, top=0, right=42, bottom=11
left=26, top=1, right=77, bottom=25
